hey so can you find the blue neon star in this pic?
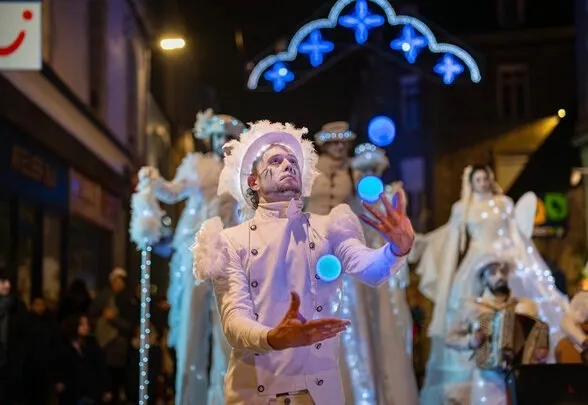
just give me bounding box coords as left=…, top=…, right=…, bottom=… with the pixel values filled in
left=434, top=54, right=464, bottom=85
left=338, top=0, right=385, bottom=45
left=264, top=62, right=295, bottom=92
left=390, top=25, right=428, bottom=64
left=298, top=30, right=335, bottom=67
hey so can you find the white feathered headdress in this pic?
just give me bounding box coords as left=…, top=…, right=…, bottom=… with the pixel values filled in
left=217, top=120, right=319, bottom=209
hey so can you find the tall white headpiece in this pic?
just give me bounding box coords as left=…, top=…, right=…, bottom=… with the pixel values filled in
left=193, top=108, right=246, bottom=140
left=314, top=121, right=357, bottom=146
left=217, top=120, right=319, bottom=209
left=351, top=143, right=389, bottom=174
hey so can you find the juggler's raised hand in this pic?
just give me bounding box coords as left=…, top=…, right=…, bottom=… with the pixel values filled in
left=359, top=185, right=415, bottom=257
left=267, top=292, right=350, bottom=351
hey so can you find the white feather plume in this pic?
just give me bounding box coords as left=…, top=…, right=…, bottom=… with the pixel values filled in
left=130, top=182, right=165, bottom=250
left=217, top=120, right=319, bottom=209
left=191, top=217, right=226, bottom=282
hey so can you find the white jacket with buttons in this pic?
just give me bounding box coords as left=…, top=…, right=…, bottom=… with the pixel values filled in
left=193, top=200, right=406, bottom=405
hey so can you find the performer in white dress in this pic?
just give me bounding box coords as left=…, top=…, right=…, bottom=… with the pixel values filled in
left=139, top=109, right=245, bottom=405
left=350, top=143, right=419, bottom=405
left=192, top=120, right=415, bottom=405
left=446, top=253, right=549, bottom=405
left=307, top=121, right=356, bottom=215
left=413, top=164, right=568, bottom=405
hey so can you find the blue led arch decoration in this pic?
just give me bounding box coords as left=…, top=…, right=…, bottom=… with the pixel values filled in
left=247, top=0, right=481, bottom=91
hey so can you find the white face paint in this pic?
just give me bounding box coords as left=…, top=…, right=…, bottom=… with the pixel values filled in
left=248, top=144, right=302, bottom=203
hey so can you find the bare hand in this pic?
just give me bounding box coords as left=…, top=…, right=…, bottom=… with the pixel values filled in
left=359, top=187, right=414, bottom=256
left=470, top=329, right=486, bottom=349
left=267, top=292, right=350, bottom=350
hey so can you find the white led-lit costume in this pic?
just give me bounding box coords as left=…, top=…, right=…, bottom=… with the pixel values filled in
left=193, top=110, right=247, bottom=405
left=191, top=121, right=409, bottom=405
left=309, top=124, right=380, bottom=405
left=350, top=143, right=419, bottom=405
left=445, top=253, right=548, bottom=405
left=412, top=165, right=569, bottom=405
left=140, top=109, right=245, bottom=405
left=307, top=121, right=356, bottom=215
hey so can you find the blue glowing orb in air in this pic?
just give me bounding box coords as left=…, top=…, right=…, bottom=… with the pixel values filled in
left=367, top=116, right=396, bottom=147
left=357, top=175, right=384, bottom=203
left=316, top=254, right=342, bottom=282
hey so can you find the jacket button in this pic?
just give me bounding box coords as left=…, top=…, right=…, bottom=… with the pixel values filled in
left=251, top=281, right=258, bottom=288
left=315, top=343, right=322, bottom=349
left=257, top=385, right=265, bottom=392
left=316, top=305, right=323, bottom=312
left=316, top=379, right=324, bottom=386
left=250, top=224, right=257, bottom=231
left=309, top=242, right=315, bottom=249
left=251, top=249, right=258, bottom=256
left=315, top=274, right=320, bottom=280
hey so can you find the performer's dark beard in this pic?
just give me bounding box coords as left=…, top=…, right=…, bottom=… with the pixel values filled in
left=490, top=281, right=510, bottom=296
left=276, top=185, right=301, bottom=194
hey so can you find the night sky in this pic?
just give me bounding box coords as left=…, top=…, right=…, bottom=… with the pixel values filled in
left=174, top=0, right=573, bottom=133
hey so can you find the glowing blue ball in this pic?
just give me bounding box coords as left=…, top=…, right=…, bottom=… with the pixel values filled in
left=357, top=176, right=384, bottom=203
left=368, top=116, right=396, bottom=147
left=316, top=254, right=342, bottom=282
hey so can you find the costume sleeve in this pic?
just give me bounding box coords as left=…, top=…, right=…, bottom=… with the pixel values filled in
left=152, top=177, right=193, bottom=204
left=192, top=224, right=273, bottom=353
left=328, top=204, right=406, bottom=287
left=560, top=293, right=588, bottom=347
left=445, top=300, right=477, bottom=351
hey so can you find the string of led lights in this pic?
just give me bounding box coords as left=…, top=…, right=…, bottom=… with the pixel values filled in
left=129, top=182, right=164, bottom=405
left=247, top=0, right=481, bottom=92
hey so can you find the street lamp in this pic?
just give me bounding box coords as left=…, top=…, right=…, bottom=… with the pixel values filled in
left=558, top=109, right=566, bottom=118
left=160, top=37, right=185, bottom=51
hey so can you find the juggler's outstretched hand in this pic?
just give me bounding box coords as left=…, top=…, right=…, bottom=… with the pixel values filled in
left=267, top=292, right=350, bottom=350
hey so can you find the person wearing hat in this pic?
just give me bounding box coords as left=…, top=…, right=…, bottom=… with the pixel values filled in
left=445, top=253, right=549, bottom=405
left=192, top=120, right=414, bottom=405
left=559, top=263, right=588, bottom=364
left=90, top=267, right=132, bottom=403
left=307, top=121, right=356, bottom=215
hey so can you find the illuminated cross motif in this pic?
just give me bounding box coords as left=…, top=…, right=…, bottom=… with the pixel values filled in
left=390, top=25, right=427, bottom=64
left=338, top=0, right=385, bottom=45
left=298, top=30, right=335, bottom=67
left=264, top=62, right=295, bottom=92
left=434, top=54, right=464, bottom=85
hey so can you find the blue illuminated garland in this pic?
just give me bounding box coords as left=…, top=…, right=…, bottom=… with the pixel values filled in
left=248, top=0, right=481, bottom=92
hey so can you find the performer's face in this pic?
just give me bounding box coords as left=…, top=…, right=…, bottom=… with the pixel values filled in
left=248, top=145, right=302, bottom=203
left=471, top=169, right=491, bottom=194
left=482, top=262, right=511, bottom=295
left=0, top=278, right=10, bottom=296
left=323, top=141, right=348, bottom=160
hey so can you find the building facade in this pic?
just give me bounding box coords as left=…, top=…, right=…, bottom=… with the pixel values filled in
left=0, top=0, right=169, bottom=306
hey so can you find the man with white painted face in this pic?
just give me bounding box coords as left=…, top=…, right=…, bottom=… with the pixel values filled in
left=192, top=121, right=414, bottom=405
